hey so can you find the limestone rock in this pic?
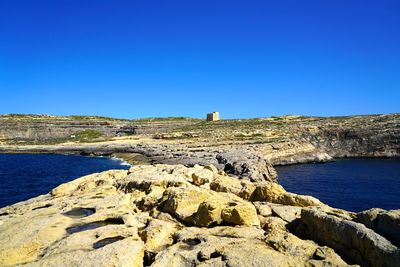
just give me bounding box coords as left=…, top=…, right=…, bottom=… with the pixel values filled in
left=263, top=216, right=289, bottom=232
left=211, top=171, right=324, bottom=208
left=355, top=208, right=400, bottom=246
left=191, top=165, right=215, bottom=186
left=194, top=194, right=260, bottom=227
left=253, top=202, right=273, bottom=217
left=139, top=218, right=178, bottom=263
left=210, top=174, right=256, bottom=200
left=117, top=165, right=191, bottom=193
left=269, top=203, right=302, bottom=223
left=27, top=237, right=144, bottom=267
left=161, top=186, right=259, bottom=227
left=264, top=222, right=349, bottom=266
left=296, top=209, right=400, bottom=267
left=216, top=151, right=277, bottom=182
left=152, top=226, right=351, bottom=267
left=0, top=164, right=385, bottom=267
left=251, top=182, right=323, bottom=207
left=0, top=192, right=143, bottom=266
left=263, top=141, right=333, bottom=165
left=220, top=200, right=259, bottom=226
left=51, top=170, right=128, bottom=197
left=161, top=186, right=212, bottom=223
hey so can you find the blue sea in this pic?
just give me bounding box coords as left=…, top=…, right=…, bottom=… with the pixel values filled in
left=276, top=158, right=400, bottom=212
left=0, top=154, right=130, bottom=208
left=1, top=155, right=399, bottom=212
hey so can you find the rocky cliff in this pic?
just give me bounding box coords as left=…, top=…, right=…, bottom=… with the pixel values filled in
left=0, top=115, right=199, bottom=141
left=0, top=115, right=133, bottom=140
left=0, top=165, right=398, bottom=266
left=304, top=114, right=400, bottom=158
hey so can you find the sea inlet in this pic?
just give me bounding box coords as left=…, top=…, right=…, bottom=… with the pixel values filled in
left=276, top=158, right=400, bottom=212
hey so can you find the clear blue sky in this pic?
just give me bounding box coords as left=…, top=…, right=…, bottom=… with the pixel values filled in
left=0, top=0, right=399, bottom=119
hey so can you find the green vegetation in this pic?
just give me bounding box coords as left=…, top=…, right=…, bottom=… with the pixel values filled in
left=0, top=114, right=54, bottom=119
left=73, top=130, right=104, bottom=142
left=133, top=117, right=201, bottom=122
left=1, top=130, right=109, bottom=145
left=68, top=115, right=128, bottom=121
left=2, top=137, right=72, bottom=146
left=0, top=114, right=128, bottom=122
left=271, top=116, right=284, bottom=121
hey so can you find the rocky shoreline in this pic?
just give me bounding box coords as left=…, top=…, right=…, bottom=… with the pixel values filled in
left=0, top=164, right=399, bottom=266
left=0, top=114, right=399, bottom=266
left=1, top=114, right=399, bottom=173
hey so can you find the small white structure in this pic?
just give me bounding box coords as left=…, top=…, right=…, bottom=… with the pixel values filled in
left=206, top=112, right=220, bottom=121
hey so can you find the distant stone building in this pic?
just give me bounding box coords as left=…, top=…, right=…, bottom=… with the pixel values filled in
left=206, top=112, right=220, bottom=121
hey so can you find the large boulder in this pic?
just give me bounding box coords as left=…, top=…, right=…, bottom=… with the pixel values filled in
left=210, top=174, right=256, bottom=200
left=116, top=165, right=192, bottom=193
left=355, top=208, right=400, bottom=247
left=210, top=172, right=324, bottom=207
left=268, top=203, right=302, bottom=223
left=161, top=187, right=212, bottom=223
left=161, top=186, right=260, bottom=227
left=194, top=193, right=260, bottom=227
left=138, top=218, right=178, bottom=264
left=250, top=182, right=323, bottom=207
left=216, top=151, right=277, bottom=182
left=296, top=209, right=400, bottom=267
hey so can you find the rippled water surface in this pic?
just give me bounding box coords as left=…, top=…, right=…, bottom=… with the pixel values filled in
left=0, top=154, right=130, bottom=207
left=276, top=158, right=400, bottom=212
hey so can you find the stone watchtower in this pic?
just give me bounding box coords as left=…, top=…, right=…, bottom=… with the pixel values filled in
left=206, top=112, right=220, bottom=121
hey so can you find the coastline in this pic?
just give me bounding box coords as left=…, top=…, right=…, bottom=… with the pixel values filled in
left=0, top=153, right=131, bottom=208
left=0, top=163, right=399, bottom=266
left=0, top=114, right=399, bottom=266
left=1, top=141, right=399, bottom=167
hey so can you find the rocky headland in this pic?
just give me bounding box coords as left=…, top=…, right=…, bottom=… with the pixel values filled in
left=0, top=113, right=399, bottom=266
left=0, top=164, right=399, bottom=266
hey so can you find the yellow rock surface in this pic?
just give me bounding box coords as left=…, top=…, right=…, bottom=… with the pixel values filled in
left=0, top=164, right=356, bottom=266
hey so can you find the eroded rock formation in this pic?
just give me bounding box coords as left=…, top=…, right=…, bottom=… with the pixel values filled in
left=0, top=165, right=398, bottom=266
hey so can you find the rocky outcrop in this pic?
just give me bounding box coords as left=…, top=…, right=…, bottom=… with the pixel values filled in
left=303, top=114, right=400, bottom=158
left=261, top=142, right=333, bottom=165
left=216, top=150, right=277, bottom=182
left=295, top=209, right=400, bottom=267
left=355, top=208, right=400, bottom=247
left=209, top=173, right=323, bottom=207
left=0, top=165, right=357, bottom=267
left=0, top=170, right=146, bottom=267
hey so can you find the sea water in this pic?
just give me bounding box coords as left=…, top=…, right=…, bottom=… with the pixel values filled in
left=276, top=158, right=400, bottom=212
left=0, top=154, right=130, bottom=208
